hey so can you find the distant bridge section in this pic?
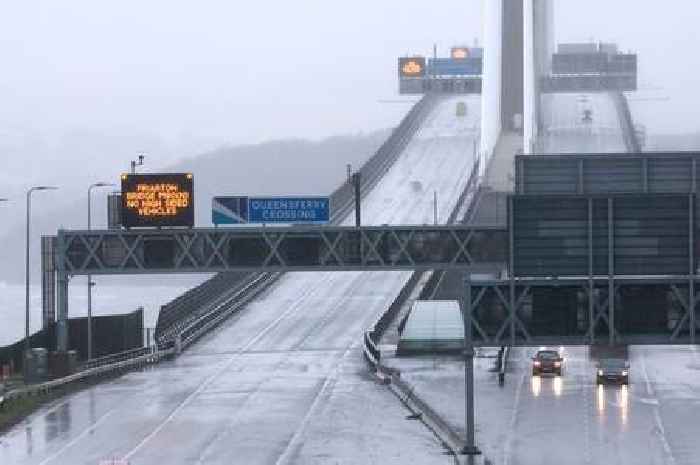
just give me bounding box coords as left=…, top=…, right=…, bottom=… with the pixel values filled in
left=543, top=42, right=638, bottom=93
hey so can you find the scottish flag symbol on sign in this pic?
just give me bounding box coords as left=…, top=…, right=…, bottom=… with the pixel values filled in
left=212, top=196, right=249, bottom=225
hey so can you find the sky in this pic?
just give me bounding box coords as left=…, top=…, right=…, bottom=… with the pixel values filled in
left=0, top=0, right=698, bottom=233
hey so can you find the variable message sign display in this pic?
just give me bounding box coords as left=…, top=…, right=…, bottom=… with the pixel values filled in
left=121, top=173, right=194, bottom=228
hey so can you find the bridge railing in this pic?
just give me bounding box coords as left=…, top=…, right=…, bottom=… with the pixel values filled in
left=611, top=91, right=641, bottom=153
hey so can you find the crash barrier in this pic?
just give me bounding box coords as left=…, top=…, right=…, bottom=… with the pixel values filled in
left=1, top=345, right=172, bottom=409
left=611, top=91, right=641, bottom=153
left=154, top=93, right=441, bottom=343
left=0, top=308, right=144, bottom=371
left=497, top=346, right=509, bottom=386
left=386, top=369, right=465, bottom=461
left=155, top=272, right=251, bottom=340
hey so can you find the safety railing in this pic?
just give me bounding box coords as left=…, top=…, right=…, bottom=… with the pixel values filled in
left=612, top=91, right=641, bottom=153
left=1, top=346, right=171, bottom=407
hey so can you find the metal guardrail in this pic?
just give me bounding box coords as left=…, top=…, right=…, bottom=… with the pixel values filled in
left=2, top=95, right=440, bottom=411
left=2, top=347, right=172, bottom=406
left=497, top=345, right=509, bottom=386
left=612, top=91, right=641, bottom=153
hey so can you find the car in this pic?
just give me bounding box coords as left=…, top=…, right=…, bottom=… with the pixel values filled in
left=532, top=349, right=563, bottom=376
left=596, top=358, right=629, bottom=385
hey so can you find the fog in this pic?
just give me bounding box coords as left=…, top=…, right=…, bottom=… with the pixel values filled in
left=0, top=0, right=698, bottom=235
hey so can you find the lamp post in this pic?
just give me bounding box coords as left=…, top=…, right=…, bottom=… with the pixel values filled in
left=87, top=182, right=114, bottom=360
left=25, top=186, right=58, bottom=360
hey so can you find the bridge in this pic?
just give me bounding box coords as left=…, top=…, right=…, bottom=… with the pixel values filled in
left=3, top=2, right=698, bottom=465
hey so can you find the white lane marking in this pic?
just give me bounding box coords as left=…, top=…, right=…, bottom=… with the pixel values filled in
left=273, top=281, right=388, bottom=465
left=121, top=277, right=333, bottom=461
left=273, top=345, right=352, bottom=465
left=37, top=409, right=116, bottom=465
left=640, top=350, right=677, bottom=465
left=502, top=351, right=526, bottom=465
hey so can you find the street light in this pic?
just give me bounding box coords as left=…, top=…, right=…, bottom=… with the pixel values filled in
left=87, top=182, right=115, bottom=360
left=130, top=154, right=145, bottom=174
left=25, top=186, right=58, bottom=360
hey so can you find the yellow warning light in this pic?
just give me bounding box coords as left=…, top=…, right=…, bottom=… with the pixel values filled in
left=121, top=174, right=128, bottom=181
left=186, top=173, right=193, bottom=180
left=402, top=60, right=423, bottom=75
left=451, top=48, right=470, bottom=59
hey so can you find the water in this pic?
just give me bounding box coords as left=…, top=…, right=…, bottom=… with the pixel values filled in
left=0, top=275, right=209, bottom=346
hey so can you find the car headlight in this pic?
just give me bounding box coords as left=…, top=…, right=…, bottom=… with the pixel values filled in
left=622, top=371, right=628, bottom=376
left=597, top=370, right=603, bottom=376
left=534, top=361, right=541, bottom=366
left=554, top=361, right=561, bottom=367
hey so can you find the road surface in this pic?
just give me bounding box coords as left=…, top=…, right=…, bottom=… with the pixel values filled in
left=540, top=92, right=626, bottom=153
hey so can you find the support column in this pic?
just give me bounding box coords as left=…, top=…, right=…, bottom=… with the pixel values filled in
left=690, top=194, right=695, bottom=343
left=509, top=195, right=516, bottom=345
left=523, top=0, right=535, bottom=152
left=481, top=0, right=503, bottom=168
left=461, top=276, right=480, bottom=456
left=588, top=198, right=595, bottom=343
left=608, top=198, right=615, bottom=345
left=56, top=231, right=69, bottom=352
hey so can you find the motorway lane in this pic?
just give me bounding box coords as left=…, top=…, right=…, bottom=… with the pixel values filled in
left=0, top=95, right=480, bottom=465
left=500, top=346, right=700, bottom=465
left=540, top=92, right=626, bottom=153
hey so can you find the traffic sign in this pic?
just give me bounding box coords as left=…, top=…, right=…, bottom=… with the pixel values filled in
left=213, top=196, right=330, bottom=225
left=212, top=196, right=248, bottom=225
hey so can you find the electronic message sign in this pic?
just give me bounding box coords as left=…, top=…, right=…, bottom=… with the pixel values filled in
left=398, top=57, right=426, bottom=78
left=121, top=173, right=194, bottom=228
left=451, top=47, right=471, bottom=59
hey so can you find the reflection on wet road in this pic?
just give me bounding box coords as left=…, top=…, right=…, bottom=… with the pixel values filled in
left=504, top=346, right=700, bottom=465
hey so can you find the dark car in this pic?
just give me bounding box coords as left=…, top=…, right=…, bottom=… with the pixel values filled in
left=597, top=359, right=629, bottom=385
left=532, top=349, right=563, bottom=376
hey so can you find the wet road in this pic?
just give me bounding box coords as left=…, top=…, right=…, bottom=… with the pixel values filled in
left=540, top=92, right=626, bottom=153
left=502, top=346, right=700, bottom=465
left=0, top=96, right=480, bottom=465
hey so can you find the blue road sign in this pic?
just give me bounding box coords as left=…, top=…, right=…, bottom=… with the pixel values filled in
left=213, top=196, right=330, bottom=225
left=248, top=197, right=330, bottom=224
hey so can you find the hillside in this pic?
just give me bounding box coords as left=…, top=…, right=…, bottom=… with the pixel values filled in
left=0, top=130, right=390, bottom=283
